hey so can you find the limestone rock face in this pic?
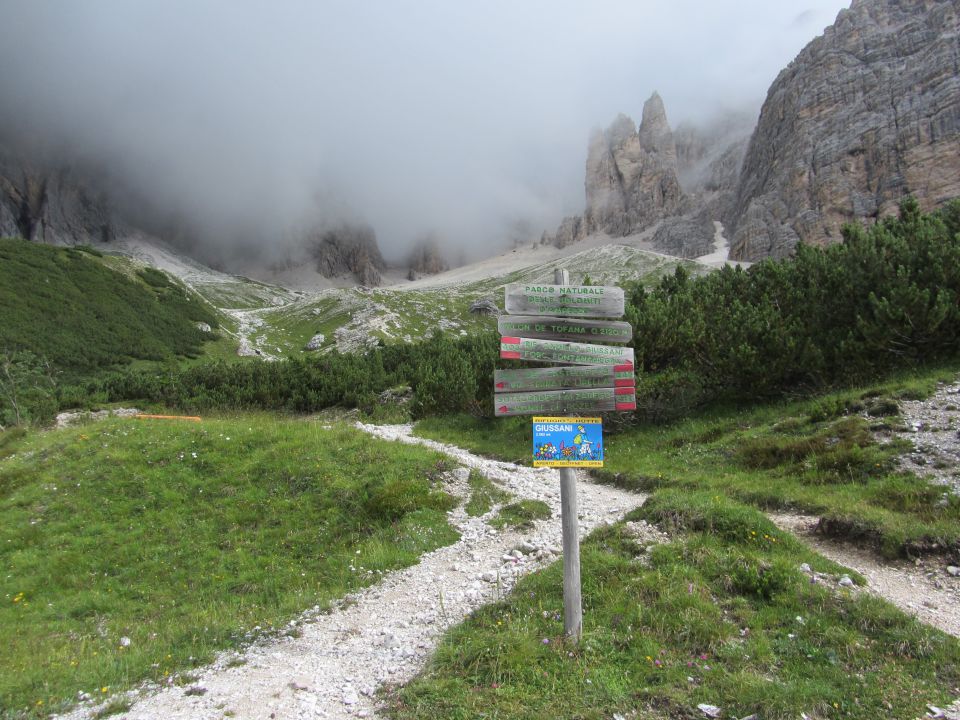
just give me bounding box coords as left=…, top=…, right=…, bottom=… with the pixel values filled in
left=406, top=235, right=449, bottom=276
left=308, top=224, right=386, bottom=287
left=651, top=210, right=716, bottom=258
left=583, top=93, right=686, bottom=238
left=550, top=216, right=586, bottom=249
left=0, top=146, right=118, bottom=244
left=730, top=0, right=960, bottom=260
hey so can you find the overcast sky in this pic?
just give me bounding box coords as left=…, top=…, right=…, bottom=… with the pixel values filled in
left=0, top=1, right=851, bottom=262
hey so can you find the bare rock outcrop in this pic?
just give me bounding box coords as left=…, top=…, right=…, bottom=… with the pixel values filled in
left=468, top=298, right=499, bottom=316
left=541, top=92, right=688, bottom=249
left=583, top=93, right=686, bottom=238
left=0, top=146, right=118, bottom=244
left=674, top=114, right=751, bottom=225
left=546, top=215, right=586, bottom=249
left=308, top=223, right=386, bottom=287
left=729, top=0, right=960, bottom=261
left=406, top=235, right=449, bottom=277
left=651, top=210, right=716, bottom=259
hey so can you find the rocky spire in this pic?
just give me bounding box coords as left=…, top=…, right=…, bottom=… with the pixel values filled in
left=582, top=92, right=685, bottom=238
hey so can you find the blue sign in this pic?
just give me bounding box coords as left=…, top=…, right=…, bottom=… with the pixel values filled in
left=532, top=416, right=603, bottom=467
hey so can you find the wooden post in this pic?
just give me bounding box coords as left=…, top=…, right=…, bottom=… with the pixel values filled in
left=555, top=267, right=583, bottom=641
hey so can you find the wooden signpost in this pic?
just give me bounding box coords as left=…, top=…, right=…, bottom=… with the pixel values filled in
left=500, top=336, right=635, bottom=366
left=498, top=315, right=632, bottom=343
left=495, top=270, right=636, bottom=642
left=495, top=365, right=635, bottom=392
left=504, top=283, right=625, bottom=318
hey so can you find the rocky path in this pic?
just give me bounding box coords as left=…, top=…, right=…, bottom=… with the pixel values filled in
left=224, top=308, right=279, bottom=360
left=58, top=424, right=644, bottom=720
left=894, top=376, right=960, bottom=495
left=770, top=513, right=960, bottom=638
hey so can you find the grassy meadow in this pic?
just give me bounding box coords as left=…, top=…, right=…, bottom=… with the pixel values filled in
left=399, top=363, right=960, bottom=717
left=0, top=414, right=459, bottom=718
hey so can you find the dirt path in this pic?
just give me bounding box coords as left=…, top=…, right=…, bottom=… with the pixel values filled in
left=770, top=513, right=960, bottom=638
left=770, top=513, right=960, bottom=720
left=58, top=424, right=644, bottom=720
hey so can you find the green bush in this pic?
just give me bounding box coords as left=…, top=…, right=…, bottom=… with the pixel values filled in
left=626, top=199, right=960, bottom=416
left=0, top=239, right=219, bottom=378
left=0, top=350, right=58, bottom=427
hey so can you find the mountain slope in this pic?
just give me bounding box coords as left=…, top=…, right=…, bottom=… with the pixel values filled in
left=0, top=239, right=220, bottom=375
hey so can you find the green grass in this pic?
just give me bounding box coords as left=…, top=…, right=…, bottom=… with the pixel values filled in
left=0, top=239, right=220, bottom=377
left=188, top=277, right=294, bottom=310
left=0, top=415, right=460, bottom=718
left=415, top=415, right=530, bottom=464
left=414, top=365, right=960, bottom=559
left=490, top=500, right=552, bottom=531
left=465, top=470, right=511, bottom=517
left=388, top=492, right=960, bottom=720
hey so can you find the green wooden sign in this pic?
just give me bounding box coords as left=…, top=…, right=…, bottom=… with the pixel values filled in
left=498, top=315, right=632, bottom=343
left=495, top=365, right=635, bottom=393
left=504, top=284, right=625, bottom=318
left=501, top=337, right=635, bottom=366
left=494, top=387, right=637, bottom=416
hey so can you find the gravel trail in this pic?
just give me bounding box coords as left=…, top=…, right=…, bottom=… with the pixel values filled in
left=769, top=513, right=960, bottom=638
left=58, top=423, right=643, bottom=720
left=893, top=376, right=960, bottom=494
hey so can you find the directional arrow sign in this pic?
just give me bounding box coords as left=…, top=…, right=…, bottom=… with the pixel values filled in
left=505, top=284, right=625, bottom=318
left=500, top=337, right=635, bottom=366
left=498, top=315, right=632, bottom=344
left=495, top=365, right=634, bottom=393
left=494, top=387, right=637, bottom=416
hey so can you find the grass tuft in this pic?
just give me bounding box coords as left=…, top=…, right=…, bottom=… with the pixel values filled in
left=92, top=698, right=132, bottom=719
left=491, top=500, right=551, bottom=531
left=464, top=470, right=511, bottom=517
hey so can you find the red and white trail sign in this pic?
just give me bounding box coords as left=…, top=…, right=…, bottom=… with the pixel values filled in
left=494, top=387, right=637, bottom=417
left=500, top=337, right=635, bottom=367
left=494, top=365, right=635, bottom=393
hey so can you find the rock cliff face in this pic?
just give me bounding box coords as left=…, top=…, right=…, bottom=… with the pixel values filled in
left=0, top=147, right=118, bottom=244
left=406, top=235, right=449, bottom=277
left=651, top=210, right=716, bottom=258
left=541, top=92, right=689, bottom=248
left=730, top=0, right=960, bottom=260
left=308, top=224, right=386, bottom=287
left=583, top=93, right=686, bottom=237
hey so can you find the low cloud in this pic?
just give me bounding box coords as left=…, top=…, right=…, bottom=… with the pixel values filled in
left=0, top=0, right=851, bottom=266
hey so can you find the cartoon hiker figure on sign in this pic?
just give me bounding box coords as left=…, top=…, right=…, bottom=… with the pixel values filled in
left=572, top=424, right=598, bottom=460
left=578, top=436, right=593, bottom=458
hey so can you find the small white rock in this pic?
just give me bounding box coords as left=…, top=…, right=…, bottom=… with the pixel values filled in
left=697, top=704, right=721, bottom=718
